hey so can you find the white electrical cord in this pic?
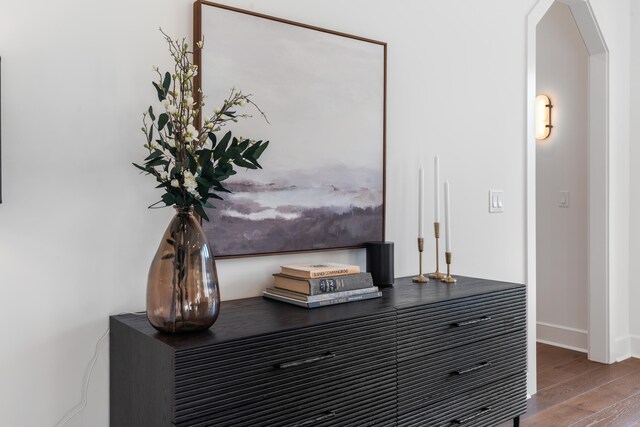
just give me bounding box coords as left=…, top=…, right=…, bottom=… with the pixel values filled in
left=54, top=312, right=146, bottom=427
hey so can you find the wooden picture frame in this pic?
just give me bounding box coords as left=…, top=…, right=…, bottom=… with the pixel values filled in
left=194, top=1, right=386, bottom=258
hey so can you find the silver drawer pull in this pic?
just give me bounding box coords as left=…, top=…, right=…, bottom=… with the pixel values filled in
left=452, top=362, right=492, bottom=376
left=291, top=411, right=337, bottom=426
left=277, top=352, right=336, bottom=369
left=451, top=316, right=492, bottom=327
left=452, top=407, right=491, bottom=424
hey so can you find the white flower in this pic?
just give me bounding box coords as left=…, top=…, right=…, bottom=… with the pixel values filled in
left=159, top=171, right=169, bottom=181
left=161, top=99, right=170, bottom=110
left=204, top=116, right=211, bottom=123
left=196, top=41, right=203, bottom=49
left=150, top=141, right=158, bottom=150
left=167, top=104, right=178, bottom=115
left=206, top=122, right=214, bottom=130
left=171, top=179, right=179, bottom=188
left=152, top=65, right=159, bottom=72
left=184, top=96, right=194, bottom=107
left=214, top=108, right=221, bottom=114
left=183, top=171, right=198, bottom=194
left=237, top=99, right=246, bottom=106
left=184, top=124, right=199, bottom=142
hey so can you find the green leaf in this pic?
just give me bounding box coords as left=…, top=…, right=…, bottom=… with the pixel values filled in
left=233, top=158, right=257, bottom=169
left=132, top=162, right=148, bottom=173
left=253, top=141, right=269, bottom=159
left=163, top=72, right=171, bottom=93
left=148, top=106, right=155, bottom=121
left=193, top=204, right=210, bottom=222
left=214, top=132, right=232, bottom=159
left=196, top=177, right=214, bottom=188
left=146, top=157, right=167, bottom=168
left=237, top=138, right=250, bottom=152
left=161, top=193, right=176, bottom=206
left=158, top=113, right=169, bottom=131
left=197, top=149, right=212, bottom=166
left=208, top=132, right=217, bottom=147
left=145, top=150, right=163, bottom=161
left=152, top=81, right=165, bottom=101
left=186, top=152, right=197, bottom=174
left=246, top=157, right=262, bottom=169
left=207, top=192, right=224, bottom=200
left=243, top=142, right=260, bottom=158
left=225, top=147, right=240, bottom=160
left=213, top=184, right=231, bottom=193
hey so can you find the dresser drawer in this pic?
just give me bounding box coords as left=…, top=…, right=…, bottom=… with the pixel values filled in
left=173, top=312, right=396, bottom=424
left=177, top=367, right=397, bottom=427
left=398, top=330, right=526, bottom=414
left=398, top=373, right=527, bottom=427
left=397, top=288, right=525, bottom=360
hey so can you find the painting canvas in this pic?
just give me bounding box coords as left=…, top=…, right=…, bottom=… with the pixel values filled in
left=196, top=2, right=386, bottom=257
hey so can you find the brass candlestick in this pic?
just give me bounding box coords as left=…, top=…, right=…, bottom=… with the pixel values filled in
left=429, top=222, right=444, bottom=280
left=443, top=251, right=457, bottom=283
left=413, top=237, right=429, bottom=283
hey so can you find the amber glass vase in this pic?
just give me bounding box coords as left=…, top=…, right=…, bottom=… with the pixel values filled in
left=147, top=206, right=220, bottom=333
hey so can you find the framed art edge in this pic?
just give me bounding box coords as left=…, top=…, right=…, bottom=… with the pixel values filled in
left=193, top=1, right=387, bottom=258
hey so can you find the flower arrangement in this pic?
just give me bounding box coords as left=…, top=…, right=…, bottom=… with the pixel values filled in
left=134, top=29, right=269, bottom=220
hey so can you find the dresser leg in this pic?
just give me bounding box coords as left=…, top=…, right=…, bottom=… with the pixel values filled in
left=513, top=416, right=520, bottom=427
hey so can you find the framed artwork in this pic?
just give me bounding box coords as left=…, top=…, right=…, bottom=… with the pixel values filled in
left=194, top=1, right=386, bottom=258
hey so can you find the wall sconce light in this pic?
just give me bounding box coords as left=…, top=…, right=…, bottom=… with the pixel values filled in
left=535, top=94, right=553, bottom=140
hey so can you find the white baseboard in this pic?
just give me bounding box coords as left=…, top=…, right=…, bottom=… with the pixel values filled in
left=536, top=321, right=588, bottom=353
left=630, top=335, right=640, bottom=358
left=615, top=336, right=632, bottom=362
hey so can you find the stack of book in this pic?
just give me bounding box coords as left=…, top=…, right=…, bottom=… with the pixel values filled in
left=263, top=263, right=382, bottom=308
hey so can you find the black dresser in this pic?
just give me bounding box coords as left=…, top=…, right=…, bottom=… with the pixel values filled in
left=110, top=276, right=527, bottom=426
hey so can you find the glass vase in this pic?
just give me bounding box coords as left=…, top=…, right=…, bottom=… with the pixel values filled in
left=146, top=205, right=220, bottom=333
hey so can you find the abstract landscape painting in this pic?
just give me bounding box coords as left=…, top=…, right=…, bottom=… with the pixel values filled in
left=197, top=3, right=385, bottom=257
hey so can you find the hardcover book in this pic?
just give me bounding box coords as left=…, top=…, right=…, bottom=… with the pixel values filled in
left=265, top=286, right=379, bottom=302
left=280, top=263, right=360, bottom=279
left=262, top=288, right=382, bottom=308
left=273, top=272, right=374, bottom=295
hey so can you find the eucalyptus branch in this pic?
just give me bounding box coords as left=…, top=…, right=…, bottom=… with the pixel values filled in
left=135, top=29, right=271, bottom=219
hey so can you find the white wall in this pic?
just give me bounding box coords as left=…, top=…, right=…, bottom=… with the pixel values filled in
left=588, top=0, right=631, bottom=362
left=0, top=0, right=634, bottom=425
left=536, top=2, right=589, bottom=352
left=630, top=0, right=640, bottom=358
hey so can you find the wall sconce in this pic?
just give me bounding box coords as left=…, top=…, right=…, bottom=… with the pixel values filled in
left=535, top=94, right=553, bottom=140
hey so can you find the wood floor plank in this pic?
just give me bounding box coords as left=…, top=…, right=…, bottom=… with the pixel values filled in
left=570, top=395, right=640, bottom=427
left=521, top=402, right=594, bottom=426
left=524, top=360, right=639, bottom=418
left=600, top=369, right=640, bottom=398
left=491, top=347, right=640, bottom=426
left=522, top=378, right=632, bottom=426
left=537, top=356, right=603, bottom=391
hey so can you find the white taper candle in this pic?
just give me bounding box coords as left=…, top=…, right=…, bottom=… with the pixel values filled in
left=418, top=167, right=424, bottom=238
left=444, top=181, right=451, bottom=252
left=434, top=156, right=440, bottom=223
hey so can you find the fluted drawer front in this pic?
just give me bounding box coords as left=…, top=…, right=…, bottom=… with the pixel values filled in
left=397, top=288, right=526, bottom=359
left=398, top=330, right=526, bottom=414
left=398, top=373, right=527, bottom=427
left=177, top=366, right=397, bottom=427
left=173, top=312, right=396, bottom=424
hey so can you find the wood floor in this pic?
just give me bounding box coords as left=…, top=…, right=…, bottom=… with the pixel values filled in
left=498, top=343, right=640, bottom=427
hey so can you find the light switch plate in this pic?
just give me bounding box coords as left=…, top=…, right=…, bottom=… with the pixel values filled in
left=560, top=191, right=570, bottom=208
left=489, top=190, right=504, bottom=213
